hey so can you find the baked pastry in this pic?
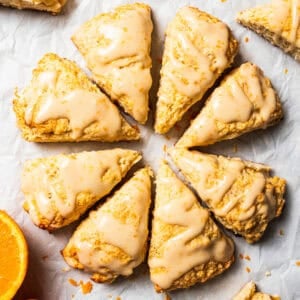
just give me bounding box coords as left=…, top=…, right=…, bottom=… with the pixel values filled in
left=237, top=0, right=300, bottom=62
left=233, top=281, right=280, bottom=300
left=22, top=149, right=141, bottom=231
left=0, top=0, right=67, bottom=13
left=62, top=167, right=152, bottom=283
left=154, top=6, right=238, bottom=134
left=177, top=62, right=283, bottom=148
left=13, top=53, right=139, bottom=143
left=72, top=3, right=153, bottom=124
left=148, top=160, right=235, bottom=292
left=169, top=148, right=286, bottom=243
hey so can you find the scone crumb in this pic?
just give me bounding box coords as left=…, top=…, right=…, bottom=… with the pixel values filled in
left=164, top=293, right=171, bottom=300
left=244, top=36, right=249, bottom=43
left=265, top=271, right=271, bottom=277
left=272, top=296, right=281, bottom=300
left=220, top=0, right=227, bottom=2
left=239, top=253, right=244, bottom=259
left=163, top=144, right=167, bottom=152
left=116, top=297, right=122, bottom=300
left=68, top=278, right=79, bottom=287
left=279, top=229, right=284, bottom=236
left=62, top=266, right=71, bottom=272
left=80, top=280, right=93, bottom=294
left=296, top=261, right=300, bottom=267
left=246, top=267, right=251, bottom=273
left=244, top=255, right=251, bottom=261
left=284, top=68, right=288, bottom=74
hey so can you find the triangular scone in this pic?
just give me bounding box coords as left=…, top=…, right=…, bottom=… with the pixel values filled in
left=148, top=161, right=234, bottom=292
left=72, top=3, right=153, bottom=124
left=177, top=63, right=283, bottom=147
left=233, top=281, right=279, bottom=300
left=62, top=167, right=152, bottom=283
left=237, top=0, right=300, bottom=62
left=0, top=0, right=67, bottom=13
left=22, top=149, right=141, bottom=231
left=169, top=148, right=286, bottom=243
left=13, top=53, right=139, bottom=142
left=154, top=6, right=238, bottom=134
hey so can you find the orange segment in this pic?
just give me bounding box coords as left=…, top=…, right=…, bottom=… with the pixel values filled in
left=0, top=210, right=28, bottom=300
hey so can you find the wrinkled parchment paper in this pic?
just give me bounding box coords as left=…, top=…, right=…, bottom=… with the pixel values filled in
left=0, top=0, right=300, bottom=299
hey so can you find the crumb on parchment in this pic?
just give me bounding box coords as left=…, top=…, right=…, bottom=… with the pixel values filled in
left=239, top=253, right=244, bottom=259
left=265, top=271, right=271, bottom=277
left=244, top=37, right=249, bottom=43
left=279, top=229, right=284, bottom=236
left=284, top=68, right=288, bottom=74
left=116, top=297, right=122, bottom=300
left=68, top=278, right=79, bottom=287
left=296, top=261, right=300, bottom=267
left=80, top=280, right=93, bottom=295
left=62, top=266, right=71, bottom=272
left=244, top=255, right=251, bottom=261
left=246, top=267, right=251, bottom=273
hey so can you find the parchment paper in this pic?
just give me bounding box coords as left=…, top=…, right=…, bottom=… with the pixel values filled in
left=0, top=0, right=299, bottom=299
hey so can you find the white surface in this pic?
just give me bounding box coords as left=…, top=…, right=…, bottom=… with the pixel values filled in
left=0, top=0, right=299, bottom=299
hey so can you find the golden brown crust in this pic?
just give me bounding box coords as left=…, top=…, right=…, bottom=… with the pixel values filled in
left=0, top=0, right=67, bottom=13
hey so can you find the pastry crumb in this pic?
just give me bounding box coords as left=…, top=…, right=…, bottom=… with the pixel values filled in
left=80, top=280, right=93, bottom=295
left=163, top=144, right=167, bottom=152
left=244, top=36, right=249, bottom=43
left=220, top=0, right=227, bottom=2
left=62, top=266, right=71, bottom=272
left=116, top=297, right=122, bottom=300
left=239, top=253, right=244, bottom=259
left=279, top=229, right=284, bottom=236
left=284, top=68, right=288, bottom=74
left=68, top=278, right=79, bottom=287
left=244, top=255, right=251, bottom=261
left=164, top=293, right=171, bottom=300
left=296, top=261, right=300, bottom=266
left=246, top=267, right=251, bottom=273
left=265, top=271, right=271, bottom=277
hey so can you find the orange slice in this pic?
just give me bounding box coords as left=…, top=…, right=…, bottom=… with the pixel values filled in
left=0, top=210, right=28, bottom=299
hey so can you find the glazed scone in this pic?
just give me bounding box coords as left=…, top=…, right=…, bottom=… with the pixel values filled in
left=237, top=0, right=300, bottom=62
left=177, top=62, right=283, bottom=148
left=13, top=53, right=139, bottom=143
left=72, top=3, right=153, bottom=124
left=22, top=149, right=141, bottom=231
left=233, top=281, right=281, bottom=300
left=154, top=6, right=238, bottom=134
left=62, top=167, right=152, bottom=283
left=148, top=161, right=235, bottom=292
left=169, top=148, right=286, bottom=243
left=0, top=0, right=67, bottom=13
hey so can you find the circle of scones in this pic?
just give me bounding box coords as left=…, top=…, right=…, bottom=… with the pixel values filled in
left=11, top=2, right=287, bottom=296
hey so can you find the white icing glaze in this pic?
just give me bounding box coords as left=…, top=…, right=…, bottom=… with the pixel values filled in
left=82, top=4, right=152, bottom=122
left=24, top=71, right=123, bottom=139
left=169, top=148, right=277, bottom=223
left=163, top=6, right=230, bottom=99
left=22, top=150, right=139, bottom=225
left=149, top=162, right=234, bottom=289
left=70, top=168, right=151, bottom=276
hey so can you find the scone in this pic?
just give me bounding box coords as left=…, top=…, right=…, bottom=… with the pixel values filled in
left=148, top=161, right=235, bottom=292
left=0, top=0, right=67, bottom=13
left=22, top=149, right=141, bottom=231
left=169, top=148, right=286, bottom=243
left=154, top=6, right=238, bottom=134
left=177, top=62, right=283, bottom=148
left=62, top=167, right=152, bottom=283
left=233, top=281, right=280, bottom=300
left=237, top=0, right=300, bottom=62
left=72, top=3, right=153, bottom=124
left=13, top=53, right=140, bottom=143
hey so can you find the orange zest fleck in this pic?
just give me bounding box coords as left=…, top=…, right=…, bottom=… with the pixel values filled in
left=68, top=278, right=79, bottom=287
left=80, top=280, right=93, bottom=295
